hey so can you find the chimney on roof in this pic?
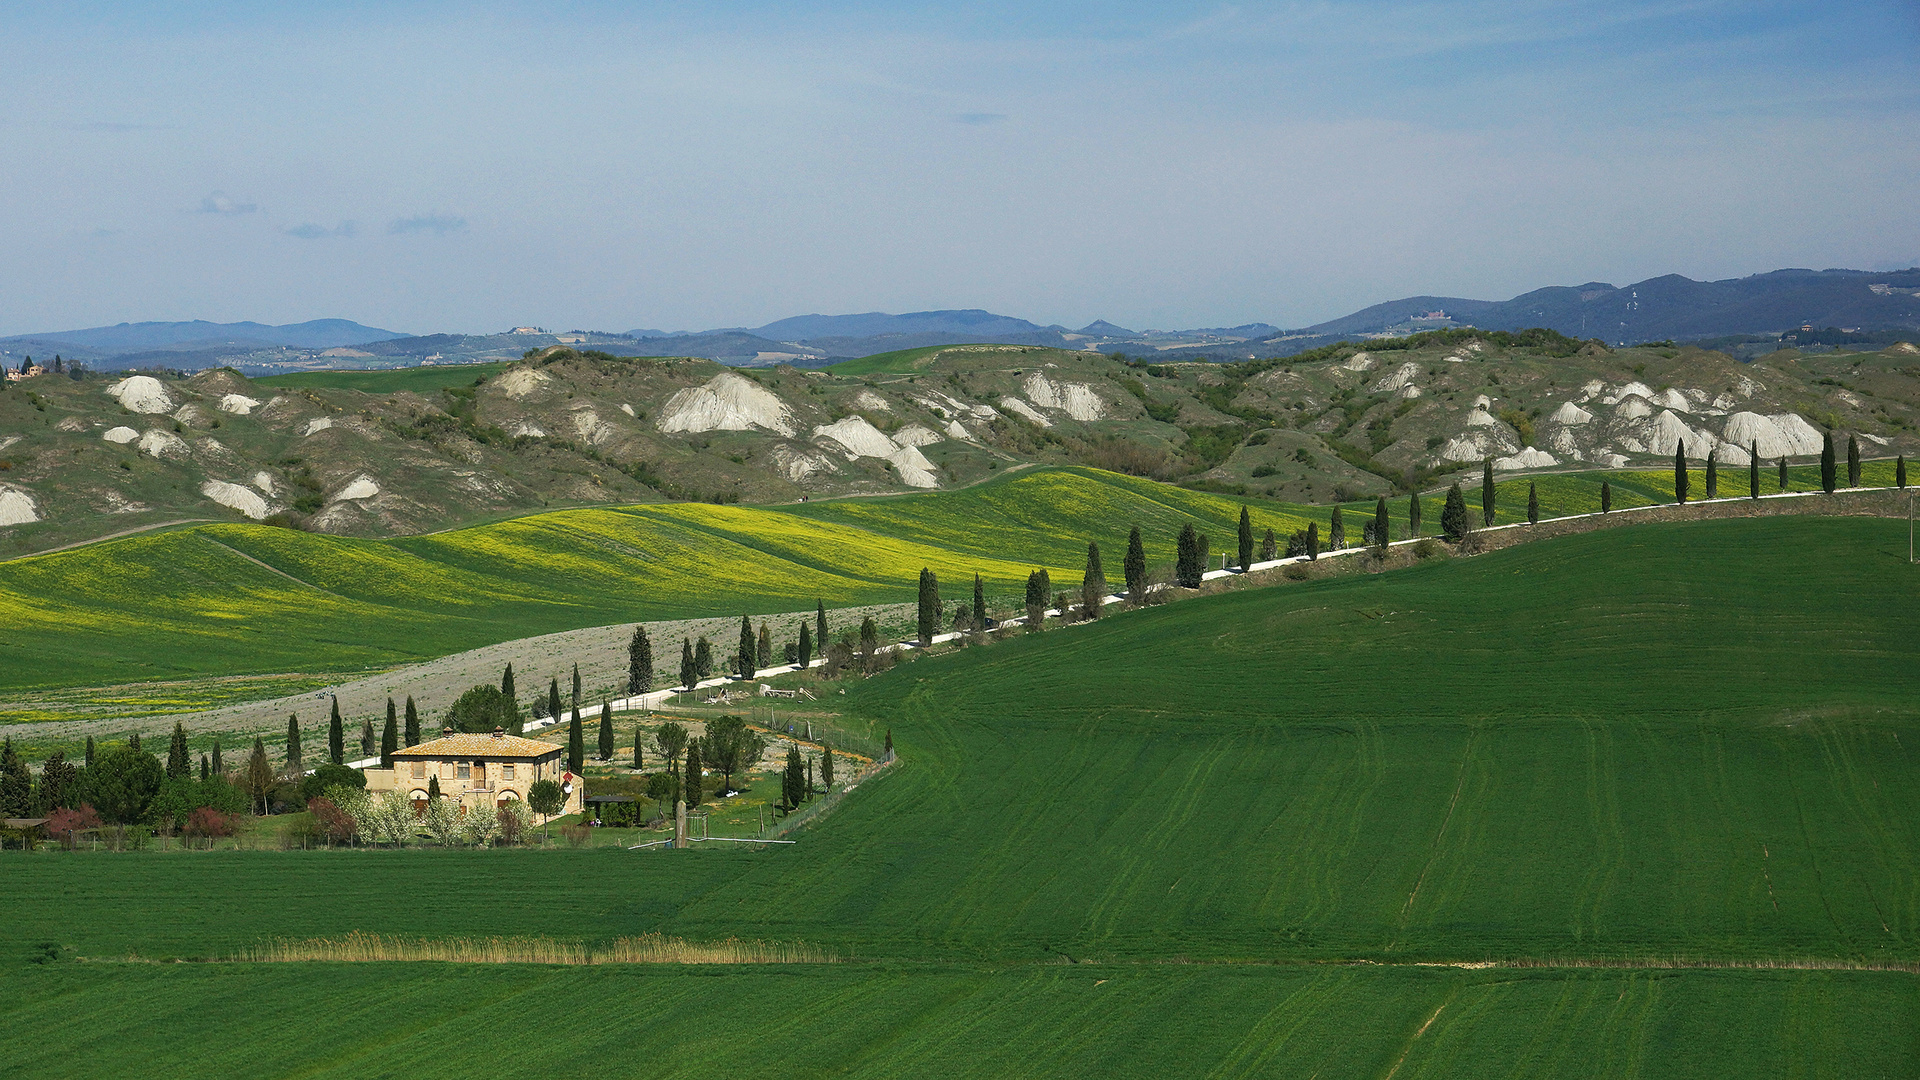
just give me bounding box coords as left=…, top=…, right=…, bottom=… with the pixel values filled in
left=492, top=727, right=504, bottom=738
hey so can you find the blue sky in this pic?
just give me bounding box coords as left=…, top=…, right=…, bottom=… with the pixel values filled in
left=3, top=1, right=1916, bottom=335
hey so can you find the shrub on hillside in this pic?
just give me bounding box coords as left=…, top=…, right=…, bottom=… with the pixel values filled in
left=444, top=684, right=520, bottom=734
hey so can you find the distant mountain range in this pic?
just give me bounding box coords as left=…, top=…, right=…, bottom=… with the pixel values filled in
left=6, top=267, right=1916, bottom=374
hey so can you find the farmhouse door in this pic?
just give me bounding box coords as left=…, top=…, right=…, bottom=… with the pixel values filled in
left=473, top=762, right=486, bottom=782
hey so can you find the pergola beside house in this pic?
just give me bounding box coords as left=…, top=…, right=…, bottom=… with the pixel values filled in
left=365, top=729, right=582, bottom=816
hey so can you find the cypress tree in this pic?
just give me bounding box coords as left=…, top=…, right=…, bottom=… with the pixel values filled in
left=1025, top=569, right=1048, bottom=628
left=210, top=736, right=221, bottom=775
left=695, top=637, right=713, bottom=678
left=1527, top=482, right=1540, bottom=525
left=1705, top=448, right=1718, bottom=499
left=129, top=732, right=139, bottom=751
left=1407, top=491, right=1422, bottom=538
left=885, top=728, right=893, bottom=761
left=758, top=621, right=772, bottom=668
left=1899, top=455, right=1909, bottom=489
left=1441, top=482, right=1469, bottom=541
left=1261, top=527, right=1278, bottom=561
left=1124, top=526, right=1147, bottom=599
left=502, top=662, right=516, bottom=704
left=404, top=696, right=420, bottom=746
left=1329, top=507, right=1344, bottom=551
left=628, top=625, right=653, bottom=694
left=200, top=754, right=209, bottom=782
left=1082, top=541, right=1105, bottom=619
left=917, top=568, right=940, bottom=645
left=568, top=708, right=583, bottom=774
left=571, top=664, right=582, bottom=711
left=285, top=714, right=302, bottom=778
left=684, top=738, right=702, bottom=808
left=360, top=715, right=374, bottom=758
left=1847, top=434, right=1861, bottom=488
left=549, top=678, right=563, bottom=719
left=1778, top=456, right=1789, bottom=492
left=859, top=616, right=879, bottom=658
left=1674, top=441, right=1688, bottom=504
left=598, top=703, right=613, bottom=761
left=782, top=745, right=803, bottom=811
left=428, top=774, right=441, bottom=801
left=1600, top=480, right=1612, bottom=514
left=973, top=573, right=986, bottom=633
left=737, top=614, right=757, bottom=679
left=822, top=744, right=834, bottom=789
left=1175, top=523, right=1202, bottom=587
left=1821, top=429, right=1837, bottom=492
left=1305, top=521, right=1319, bottom=561
left=680, top=638, right=698, bottom=689
left=1373, top=496, right=1390, bottom=552
left=816, top=600, right=828, bottom=657
left=166, top=721, right=190, bottom=779
left=633, top=724, right=644, bottom=769
left=1481, top=458, right=1496, bottom=526
left=380, top=710, right=397, bottom=768
left=1236, top=506, right=1253, bottom=570
left=328, top=697, right=344, bottom=765
left=85, top=735, right=95, bottom=768
left=798, top=622, right=813, bottom=667
left=1750, top=442, right=1760, bottom=499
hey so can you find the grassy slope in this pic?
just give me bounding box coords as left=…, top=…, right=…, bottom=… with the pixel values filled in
left=3, top=515, right=1917, bottom=1076
left=252, top=362, right=512, bottom=392
left=821, top=344, right=956, bottom=376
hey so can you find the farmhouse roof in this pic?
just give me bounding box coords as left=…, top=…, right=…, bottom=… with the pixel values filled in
left=393, top=732, right=562, bottom=759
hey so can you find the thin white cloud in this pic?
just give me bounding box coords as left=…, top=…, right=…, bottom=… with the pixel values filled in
left=388, top=214, right=466, bottom=235
left=196, top=192, right=258, bottom=215
left=285, top=221, right=357, bottom=239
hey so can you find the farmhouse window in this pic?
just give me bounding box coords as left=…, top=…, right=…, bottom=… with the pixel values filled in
left=456, top=763, right=471, bottom=780
left=411, top=762, right=425, bottom=779
left=501, top=764, right=515, bottom=780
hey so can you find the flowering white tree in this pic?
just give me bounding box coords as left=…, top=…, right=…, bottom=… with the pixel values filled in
left=363, top=790, right=414, bottom=847
left=423, top=795, right=465, bottom=846
left=465, top=803, right=501, bottom=847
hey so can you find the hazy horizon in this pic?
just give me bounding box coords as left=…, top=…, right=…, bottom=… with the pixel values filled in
left=4, top=1, right=1917, bottom=338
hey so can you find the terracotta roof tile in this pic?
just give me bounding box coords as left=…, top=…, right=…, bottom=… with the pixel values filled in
left=393, top=733, right=562, bottom=758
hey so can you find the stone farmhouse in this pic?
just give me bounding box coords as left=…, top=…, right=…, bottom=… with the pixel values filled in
left=365, top=729, right=583, bottom=816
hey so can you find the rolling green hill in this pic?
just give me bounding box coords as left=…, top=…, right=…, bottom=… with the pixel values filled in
left=253, top=361, right=512, bottom=393
left=4, top=515, right=1916, bottom=1076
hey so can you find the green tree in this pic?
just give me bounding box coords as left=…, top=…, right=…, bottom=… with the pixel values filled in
left=1305, top=521, right=1319, bottom=561
left=628, top=625, right=653, bottom=694
left=199, top=754, right=209, bottom=783
left=1821, top=429, right=1837, bottom=492
left=1175, top=523, right=1204, bottom=587
left=598, top=703, right=614, bottom=761
left=1261, top=527, right=1278, bottom=561
left=1847, top=434, right=1861, bottom=488
left=821, top=744, right=835, bottom=790
left=917, top=568, right=941, bottom=646
left=704, top=716, right=765, bottom=795
left=502, top=662, right=516, bottom=705
left=798, top=621, right=813, bottom=668
left=244, top=738, right=274, bottom=816
left=380, top=707, right=398, bottom=768
left=0, top=739, right=30, bottom=817
left=1750, top=441, right=1760, bottom=499
left=328, top=697, right=344, bottom=766
left=445, top=684, right=518, bottom=733
left=166, top=721, right=191, bottom=779
left=210, top=736, right=222, bottom=775
left=528, top=778, right=565, bottom=837
left=1674, top=441, right=1689, bottom=504
left=694, top=637, right=713, bottom=679
left=816, top=600, right=828, bottom=657
left=1481, top=458, right=1496, bottom=526
left=285, top=714, right=303, bottom=779
left=571, top=664, right=582, bottom=712
left=567, top=708, right=584, bottom=774
left=632, top=724, right=645, bottom=769
left=1407, top=491, right=1422, bottom=538
left=1373, top=496, right=1389, bottom=551
left=1440, top=482, right=1469, bottom=542
left=82, top=743, right=163, bottom=824
left=1705, top=449, right=1719, bottom=499
left=548, top=677, right=563, bottom=721
left=655, top=721, right=688, bottom=777
left=1600, top=480, right=1612, bottom=514
left=1082, top=541, right=1106, bottom=619
left=859, top=616, right=880, bottom=660
left=1025, top=569, right=1050, bottom=627
left=1778, top=456, right=1789, bottom=492
left=1899, top=455, right=1909, bottom=489
left=973, top=573, right=987, bottom=633
left=1124, top=526, right=1147, bottom=599
left=1328, top=507, right=1344, bottom=551
left=404, top=696, right=420, bottom=746
left=680, top=638, right=698, bottom=689
left=37, top=751, right=76, bottom=812
left=1236, top=506, right=1253, bottom=570
left=1527, top=482, right=1540, bottom=525
left=683, top=738, right=703, bottom=808
left=737, top=613, right=757, bottom=679
left=782, top=745, right=804, bottom=811
left=758, top=621, right=772, bottom=668
left=360, top=715, right=374, bottom=758
left=85, top=735, right=95, bottom=769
